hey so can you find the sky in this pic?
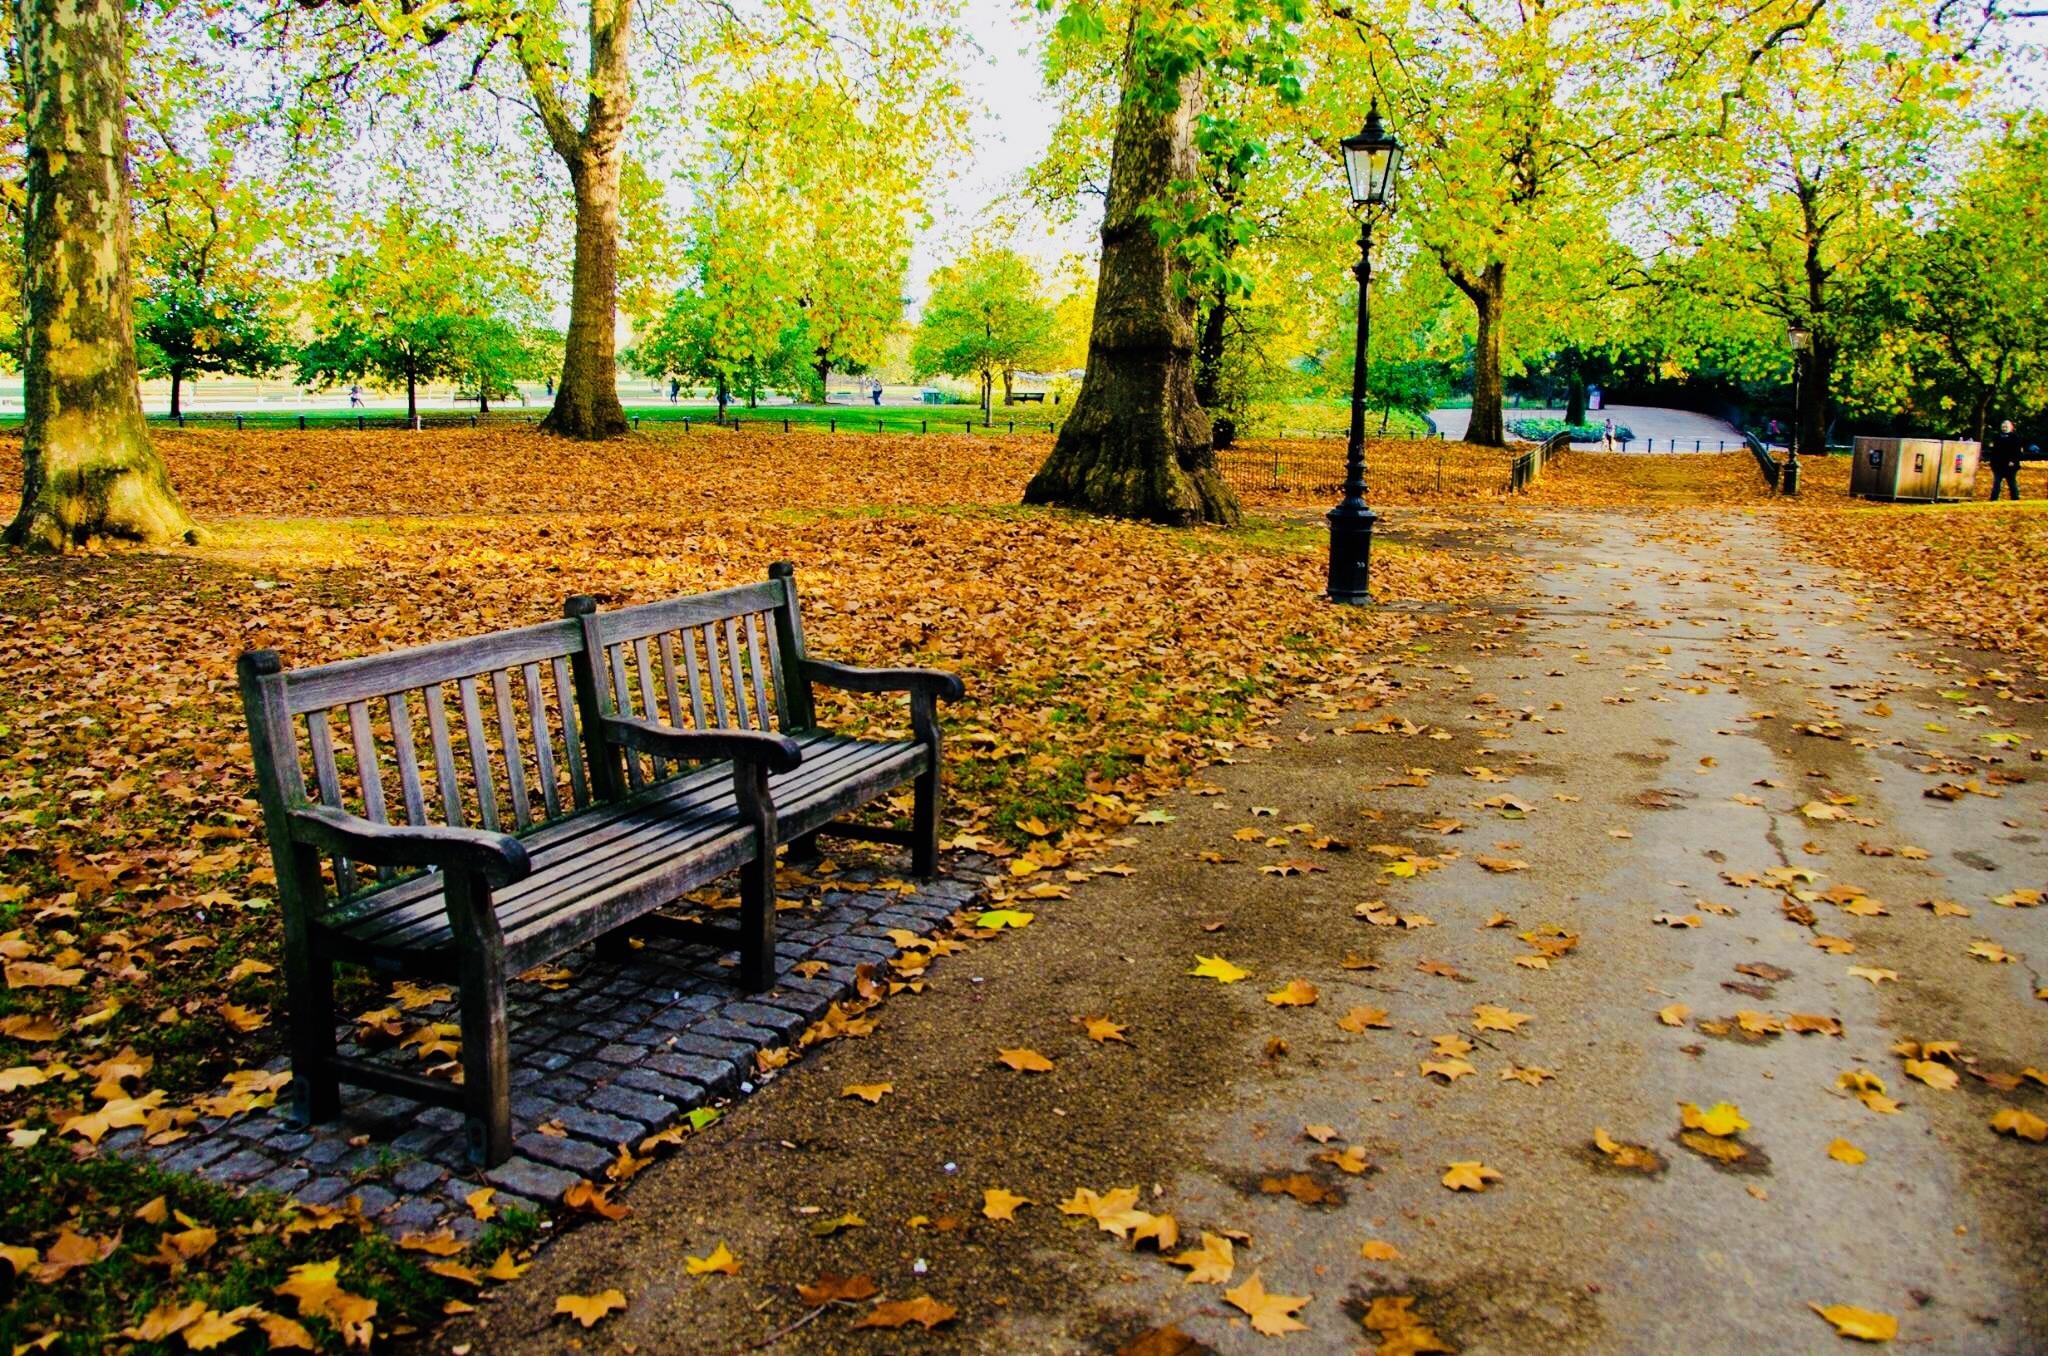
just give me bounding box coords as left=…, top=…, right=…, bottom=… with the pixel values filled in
left=901, top=3, right=1098, bottom=311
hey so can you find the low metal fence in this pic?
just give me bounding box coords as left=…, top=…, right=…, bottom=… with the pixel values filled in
left=1508, top=431, right=1572, bottom=492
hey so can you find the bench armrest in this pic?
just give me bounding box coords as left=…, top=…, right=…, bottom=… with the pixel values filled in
left=600, top=716, right=805, bottom=774
left=287, top=805, right=532, bottom=887
left=801, top=659, right=965, bottom=703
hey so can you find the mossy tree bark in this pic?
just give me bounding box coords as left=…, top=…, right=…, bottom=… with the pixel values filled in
left=522, top=0, right=631, bottom=441
left=1023, top=22, right=1238, bottom=527
left=4, top=0, right=195, bottom=550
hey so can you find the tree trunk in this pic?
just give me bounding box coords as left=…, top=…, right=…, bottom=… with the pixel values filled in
left=1001, top=368, right=1015, bottom=405
left=1564, top=373, right=1585, bottom=427
left=1798, top=342, right=1830, bottom=459
left=529, top=0, right=631, bottom=441
left=980, top=371, right=992, bottom=427
left=815, top=354, right=831, bottom=405
left=716, top=374, right=728, bottom=423
left=1453, top=261, right=1508, bottom=448
left=170, top=369, right=183, bottom=419
left=406, top=366, right=417, bottom=425
left=5, top=0, right=194, bottom=550
left=478, top=380, right=490, bottom=414
left=1024, top=25, right=1235, bottom=527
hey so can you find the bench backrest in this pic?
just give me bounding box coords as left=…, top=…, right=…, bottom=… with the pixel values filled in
left=240, top=618, right=593, bottom=900
left=573, top=563, right=815, bottom=792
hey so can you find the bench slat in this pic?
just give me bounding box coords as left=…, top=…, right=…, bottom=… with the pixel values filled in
left=524, top=663, right=562, bottom=819
left=458, top=676, right=500, bottom=832
left=746, top=613, right=772, bottom=731
left=703, top=624, right=731, bottom=728
left=552, top=656, right=589, bottom=809
left=424, top=686, right=464, bottom=825
left=657, top=633, right=686, bottom=731
left=307, top=709, right=353, bottom=890
left=723, top=616, right=749, bottom=728
left=387, top=691, right=428, bottom=826
left=351, top=741, right=922, bottom=958
left=350, top=738, right=888, bottom=948
left=492, top=668, right=533, bottom=829
left=632, top=638, right=665, bottom=779
left=585, top=581, right=785, bottom=648
left=282, top=618, right=582, bottom=716
left=681, top=629, right=707, bottom=728
left=331, top=737, right=918, bottom=952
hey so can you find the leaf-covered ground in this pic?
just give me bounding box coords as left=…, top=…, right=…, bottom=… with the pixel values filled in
left=0, top=428, right=1513, bottom=1351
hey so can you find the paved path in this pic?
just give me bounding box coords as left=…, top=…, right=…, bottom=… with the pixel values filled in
left=1433, top=404, right=1745, bottom=451
left=446, top=510, right=2046, bottom=1354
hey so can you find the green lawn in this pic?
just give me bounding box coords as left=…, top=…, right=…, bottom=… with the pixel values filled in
left=0, top=401, right=1068, bottom=435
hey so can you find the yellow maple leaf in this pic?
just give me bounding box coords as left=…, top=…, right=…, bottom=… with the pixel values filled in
left=1337, top=1005, right=1391, bottom=1032
left=1079, top=1015, right=1128, bottom=1043
left=273, top=1258, right=377, bottom=1348
left=841, top=1082, right=892, bottom=1103
left=554, top=1289, right=627, bottom=1327
left=1678, top=1101, right=1749, bottom=1137
left=1419, top=1057, right=1476, bottom=1083
left=1224, top=1271, right=1310, bottom=1336
left=1656, top=1003, right=1690, bottom=1026
left=1809, top=1302, right=1898, bottom=1342
left=1990, top=1107, right=2047, bottom=1142
left=1189, top=954, right=1249, bottom=983
left=1264, top=979, right=1318, bottom=1007
left=1360, top=1239, right=1403, bottom=1262
left=1828, top=1138, right=1867, bottom=1165
left=684, top=1242, right=740, bottom=1276
left=1902, top=1058, right=1958, bottom=1091
left=1440, top=1161, right=1502, bottom=1192
left=997, top=1047, right=1054, bottom=1072
left=1472, top=1003, right=1532, bottom=1033
left=981, top=1188, right=1031, bottom=1221
left=1168, top=1231, right=1235, bottom=1285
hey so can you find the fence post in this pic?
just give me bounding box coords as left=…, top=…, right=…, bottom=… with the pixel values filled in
left=298, top=415, right=306, bottom=431
left=828, top=417, right=835, bottom=434
left=922, top=419, right=928, bottom=434
left=784, top=418, right=791, bottom=433
left=683, top=418, right=690, bottom=433
left=176, top=413, right=184, bottom=428
left=235, top=414, right=243, bottom=431
left=474, top=415, right=481, bottom=429
left=631, top=415, right=639, bottom=430
left=357, top=416, right=364, bottom=431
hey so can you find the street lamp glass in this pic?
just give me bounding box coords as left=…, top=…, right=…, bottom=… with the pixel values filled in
left=1341, top=105, right=1401, bottom=207
left=1787, top=324, right=1812, bottom=352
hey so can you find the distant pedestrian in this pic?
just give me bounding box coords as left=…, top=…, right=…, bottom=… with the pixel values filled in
left=1986, top=419, right=2025, bottom=500
left=348, top=384, right=363, bottom=408
left=545, top=377, right=554, bottom=398
left=669, top=377, right=681, bottom=404
left=1602, top=416, right=1615, bottom=452
left=871, top=380, right=883, bottom=407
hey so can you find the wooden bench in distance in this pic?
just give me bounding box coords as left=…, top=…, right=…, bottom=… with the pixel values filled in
left=238, top=563, right=961, bottom=1166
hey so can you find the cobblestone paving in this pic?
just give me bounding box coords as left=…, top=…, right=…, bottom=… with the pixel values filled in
left=112, top=854, right=995, bottom=1238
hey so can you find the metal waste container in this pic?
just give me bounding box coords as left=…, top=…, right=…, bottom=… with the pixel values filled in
left=1850, top=436, right=1980, bottom=502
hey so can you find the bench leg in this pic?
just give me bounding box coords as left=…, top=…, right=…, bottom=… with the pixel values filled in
left=283, top=854, right=341, bottom=1124
left=738, top=853, right=776, bottom=992
left=912, top=765, right=941, bottom=878
left=455, top=935, right=513, bottom=1167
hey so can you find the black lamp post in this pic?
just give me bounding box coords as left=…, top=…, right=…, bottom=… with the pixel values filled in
left=1784, top=322, right=1811, bottom=497
left=1328, top=104, right=1401, bottom=604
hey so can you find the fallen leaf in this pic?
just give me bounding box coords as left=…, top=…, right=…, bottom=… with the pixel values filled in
left=1265, top=979, right=1319, bottom=1007
left=1337, top=1005, right=1392, bottom=1032
left=841, top=1082, right=892, bottom=1103
left=1361, top=1239, right=1403, bottom=1262
left=851, top=1297, right=958, bottom=1331
left=684, top=1243, right=740, bottom=1276
left=1809, top=1302, right=1898, bottom=1342
left=1440, top=1161, right=1502, bottom=1192
left=554, top=1291, right=627, bottom=1328
left=1472, top=1003, right=1532, bottom=1033
left=796, top=1272, right=879, bottom=1304
left=1189, top=954, right=1250, bottom=983
left=1167, top=1231, right=1235, bottom=1285
left=997, top=1048, right=1055, bottom=1073
left=1828, top=1138, right=1867, bottom=1165
left=1990, top=1107, right=2047, bottom=1142
left=982, top=1188, right=1032, bottom=1221
left=1223, top=1272, right=1310, bottom=1336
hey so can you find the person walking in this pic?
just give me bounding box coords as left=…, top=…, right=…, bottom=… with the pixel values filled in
left=1602, top=416, right=1615, bottom=452
left=1986, top=420, right=2025, bottom=500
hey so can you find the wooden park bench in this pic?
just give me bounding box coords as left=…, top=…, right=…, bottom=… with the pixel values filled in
left=237, top=563, right=962, bottom=1165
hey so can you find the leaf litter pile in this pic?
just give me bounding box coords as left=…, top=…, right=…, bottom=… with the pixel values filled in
left=0, top=427, right=1512, bottom=1350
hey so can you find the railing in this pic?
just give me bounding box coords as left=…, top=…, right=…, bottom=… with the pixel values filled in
left=1508, top=430, right=1572, bottom=493
left=1743, top=431, right=1783, bottom=491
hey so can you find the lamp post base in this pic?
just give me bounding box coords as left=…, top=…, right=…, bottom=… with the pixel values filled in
left=1781, top=454, right=1801, bottom=497
left=1326, top=503, right=1379, bottom=605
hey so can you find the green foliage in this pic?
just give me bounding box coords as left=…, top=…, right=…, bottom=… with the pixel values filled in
left=297, top=213, right=545, bottom=415
left=136, top=278, right=289, bottom=394
left=1509, top=416, right=1633, bottom=443
left=911, top=249, right=1060, bottom=418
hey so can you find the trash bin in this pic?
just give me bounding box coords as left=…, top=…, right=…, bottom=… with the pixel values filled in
left=1850, top=436, right=1979, bottom=502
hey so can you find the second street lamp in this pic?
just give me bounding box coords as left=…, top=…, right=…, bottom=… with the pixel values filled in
left=1785, top=322, right=1811, bottom=497
left=1328, top=104, right=1401, bottom=605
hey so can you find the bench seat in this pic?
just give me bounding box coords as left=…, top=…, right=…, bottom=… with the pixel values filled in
left=317, top=734, right=923, bottom=971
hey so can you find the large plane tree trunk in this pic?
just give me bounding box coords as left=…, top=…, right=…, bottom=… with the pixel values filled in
left=1452, top=260, right=1507, bottom=448
left=527, top=0, right=631, bottom=440
left=5, top=0, right=195, bottom=549
left=1023, top=21, right=1237, bottom=527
